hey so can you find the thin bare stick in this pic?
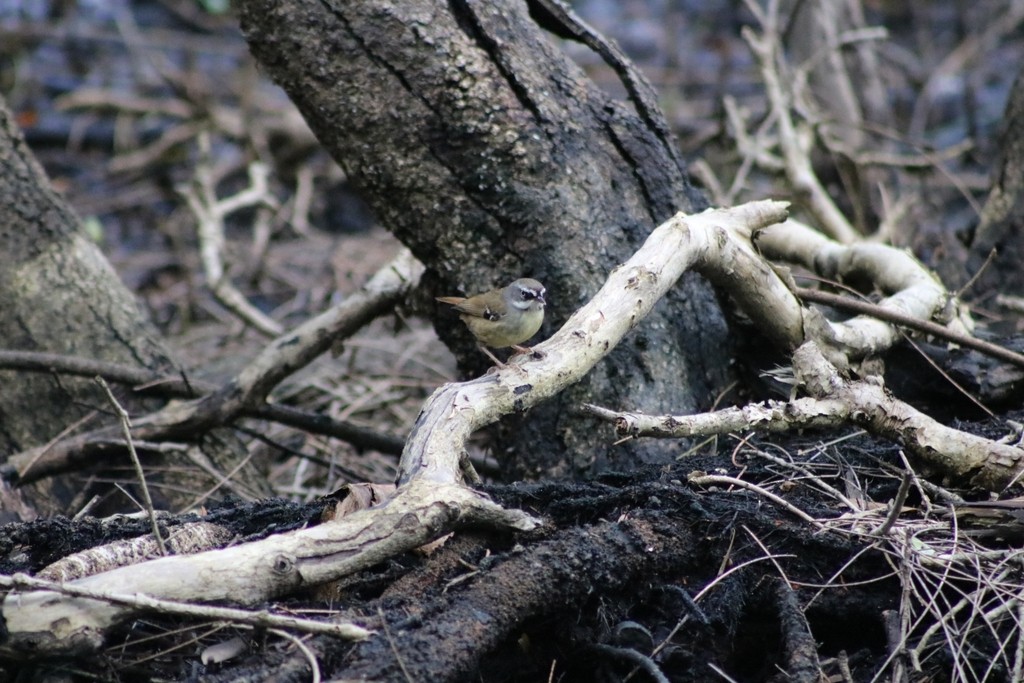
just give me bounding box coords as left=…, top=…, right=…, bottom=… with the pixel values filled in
left=796, top=287, right=1024, bottom=370
left=269, top=628, right=321, bottom=683
left=0, top=573, right=371, bottom=640
left=179, top=133, right=282, bottom=337
left=150, top=247, right=424, bottom=435
left=0, top=350, right=405, bottom=455
left=747, top=446, right=858, bottom=510
left=1013, top=599, right=1024, bottom=682
left=688, top=474, right=824, bottom=529
left=743, top=525, right=792, bottom=587
left=741, top=2, right=858, bottom=242
left=870, top=473, right=912, bottom=537
left=648, top=553, right=796, bottom=660
left=95, top=377, right=166, bottom=556
left=379, top=607, right=414, bottom=683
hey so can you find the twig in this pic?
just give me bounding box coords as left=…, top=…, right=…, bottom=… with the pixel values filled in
left=153, top=247, right=423, bottom=435
left=687, top=474, right=824, bottom=529
left=707, top=661, right=741, bottom=683
left=871, top=472, right=912, bottom=537
left=179, top=133, right=283, bottom=337
left=746, top=445, right=859, bottom=510
left=743, top=525, right=792, bottom=587
left=269, top=628, right=321, bottom=683
left=95, top=377, right=166, bottom=556
left=13, top=409, right=100, bottom=485
left=582, top=399, right=849, bottom=440
left=0, top=351, right=196, bottom=393
left=0, top=573, right=371, bottom=640
left=0, top=350, right=406, bottom=456
left=796, top=287, right=1024, bottom=370
left=893, top=452, right=930, bottom=517
left=798, top=275, right=997, bottom=419
left=255, top=404, right=405, bottom=455
left=1013, top=599, right=1024, bottom=683
left=379, top=607, right=414, bottom=683
left=801, top=543, right=889, bottom=611
left=855, top=139, right=974, bottom=170
left=649, top=554, right=796, bottom=662
left=796, top=272, right=994, bottom=418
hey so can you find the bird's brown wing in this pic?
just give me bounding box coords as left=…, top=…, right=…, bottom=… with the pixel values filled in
left=437, top=296, right=501, bottom=321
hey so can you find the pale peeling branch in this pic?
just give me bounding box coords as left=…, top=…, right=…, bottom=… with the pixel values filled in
left=0, top=480, right=534, bottom=656
left=398, top=200, right=793, bottom=484
left=589, top=342, right=1024, bottom=492
left=38, top=521, right=234, bottom=582
left=791, top=342, right=1022, bottom=491
left=0, top=573, right=372, bottom=651
left=583, top=398, right=847, bottom=438
left=753, top=217, right=972, bottom=364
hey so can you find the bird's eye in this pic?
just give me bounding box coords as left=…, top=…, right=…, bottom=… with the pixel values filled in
left=521, top=289, right=533, bottom=300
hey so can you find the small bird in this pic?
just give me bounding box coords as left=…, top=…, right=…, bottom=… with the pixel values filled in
left=437, top=278, right=546, bottom=366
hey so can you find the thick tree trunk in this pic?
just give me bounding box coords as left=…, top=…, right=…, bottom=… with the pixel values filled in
left=0, top=97, right=269, bottom=519
left=238, top=0, right=735, bottom=476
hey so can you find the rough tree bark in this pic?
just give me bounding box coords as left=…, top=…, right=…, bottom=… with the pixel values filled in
left=237, top=0, right=734, bottom=477
left=0, top=97, right=270, bottom=519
